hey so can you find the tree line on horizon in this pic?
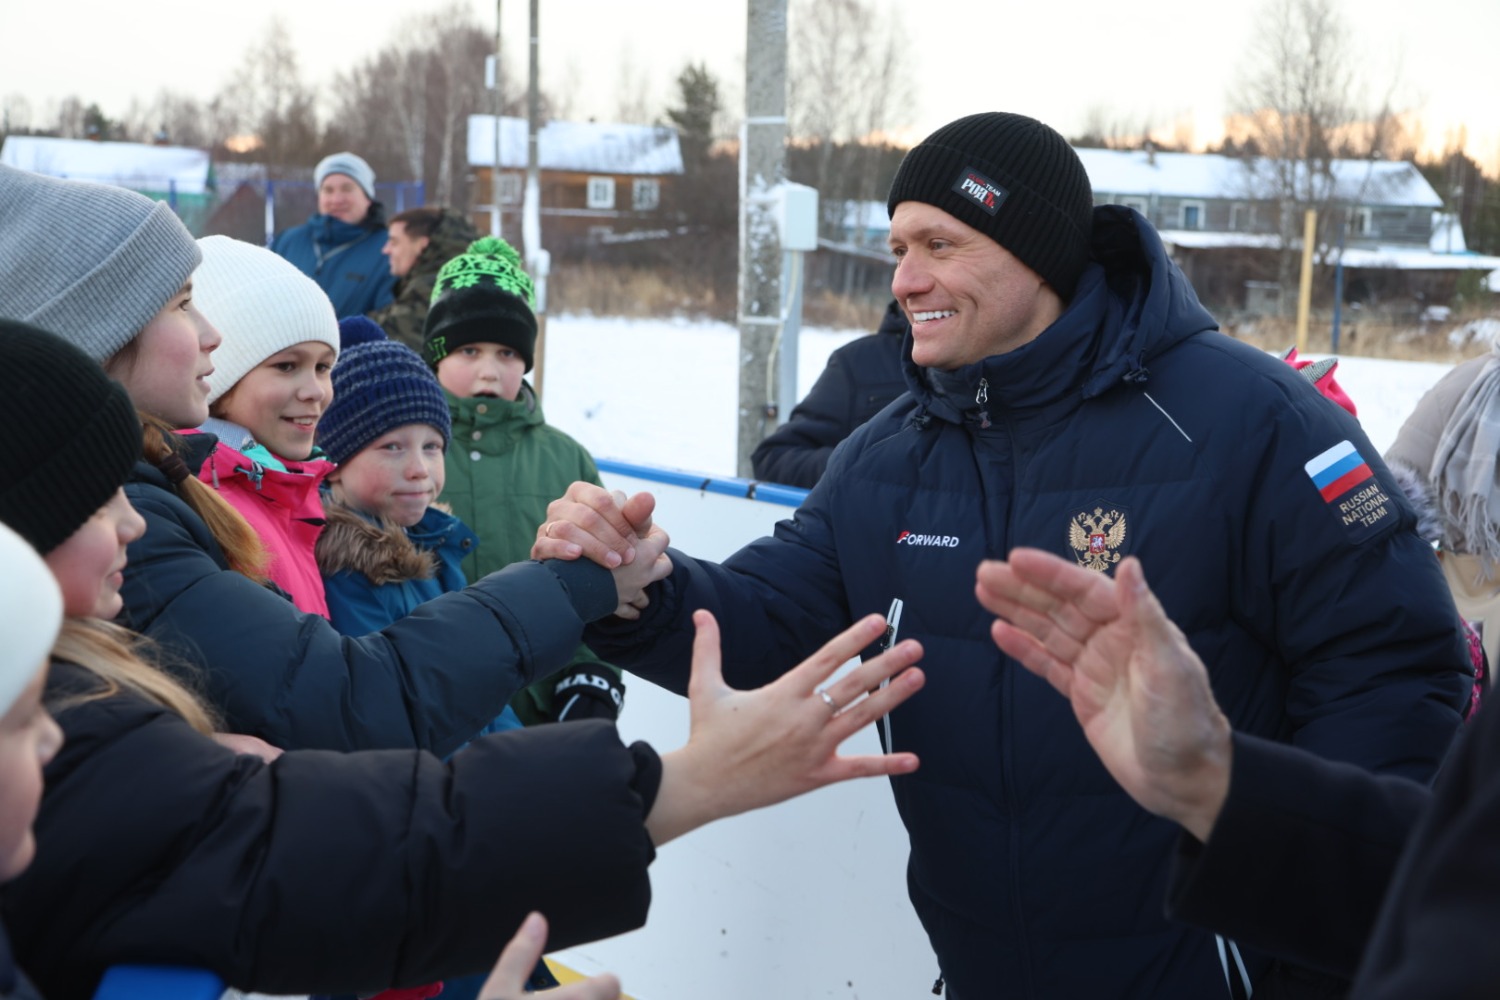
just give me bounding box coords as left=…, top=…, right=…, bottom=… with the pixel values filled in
left=3, top=0, right=1495, bottom=311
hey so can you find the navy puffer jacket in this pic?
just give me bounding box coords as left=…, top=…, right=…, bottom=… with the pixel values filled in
left=121, top=432, right=618, bottom=755
left=589, top=207, right=1470, bottom=999
left=751, top=299, right=909, bottom=488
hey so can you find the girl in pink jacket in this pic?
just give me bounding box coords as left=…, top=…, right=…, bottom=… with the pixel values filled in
left=191, top=235, right=340, bottom=617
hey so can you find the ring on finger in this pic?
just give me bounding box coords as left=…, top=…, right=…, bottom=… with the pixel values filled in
left=816, top=687, right=838, bottom=712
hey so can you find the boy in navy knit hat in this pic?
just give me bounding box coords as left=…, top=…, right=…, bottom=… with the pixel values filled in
left=314, top=340, right=494, bottom=646
left=423, top=237, right=625, bottom=728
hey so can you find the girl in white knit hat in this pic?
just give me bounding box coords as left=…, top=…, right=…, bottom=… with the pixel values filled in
left=190, top=235, right=341, bottom=617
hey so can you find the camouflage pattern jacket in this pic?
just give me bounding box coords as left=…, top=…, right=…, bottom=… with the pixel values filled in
left=368, top=209, right=479, bottom=349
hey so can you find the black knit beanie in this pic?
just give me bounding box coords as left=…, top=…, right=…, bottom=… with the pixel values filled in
left=423, top=236, right=538, bottom=372
left=0, top=320, right=142, bottom=553
left=886, top=112, right=1094, bottom=299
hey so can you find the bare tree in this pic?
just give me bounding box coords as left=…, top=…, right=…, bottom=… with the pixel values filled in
left=1, top=93, right=33, bottom=136
left=221, top=18, right=321, bottom=173
left=613, top=51, right=654, bottom=124
left=786, top=0, right=914, bottom=237
left=1227, top=0, right=1402, bottom=302
left=329, top=4, right=532, bottom=208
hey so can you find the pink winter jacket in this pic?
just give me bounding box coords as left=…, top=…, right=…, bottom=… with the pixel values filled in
left=188, top=430, right=335, bottom=618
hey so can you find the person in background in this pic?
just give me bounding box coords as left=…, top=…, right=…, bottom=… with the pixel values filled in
left=272, top=152, right=394, bottom=318
left=751, top=298, right=909, bottom=489
left=192, top=235, right=341, bottom=618
left=0, top=319, right=927, bottom=1000
left=977, top=546, right=1499, bottom=999
left=1384, top=347, right=1500, bottom=673
left=425, top=237, right=626, bottom=729
left=369, top=206, right=479, bottom=351
left=534, top=111, right=1472, bottom=999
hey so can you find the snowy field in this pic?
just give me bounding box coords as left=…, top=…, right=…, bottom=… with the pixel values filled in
left=537, top=314, right=1464, bottom=476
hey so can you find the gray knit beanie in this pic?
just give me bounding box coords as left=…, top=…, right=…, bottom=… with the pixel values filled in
left=886, top=112, right=1094, bottom=299
left=0, top=164, right=202, bottom=362
left=315, top=152, right=377, bottom=200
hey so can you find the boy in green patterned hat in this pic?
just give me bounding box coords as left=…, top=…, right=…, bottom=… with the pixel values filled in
left=423, top=237, right=625, bottom=726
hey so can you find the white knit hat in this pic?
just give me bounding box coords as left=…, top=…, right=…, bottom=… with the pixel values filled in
left=0, top=521, right=63, bottom=716
left=193, top=236, right=340, bottom=406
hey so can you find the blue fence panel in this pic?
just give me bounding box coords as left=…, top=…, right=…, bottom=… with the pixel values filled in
left=92, top=965, right=224, bottom=1000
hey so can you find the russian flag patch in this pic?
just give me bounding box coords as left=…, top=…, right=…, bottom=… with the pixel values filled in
left=1305, top=440, right=1372, bottom=501
left=1305, top=440, right=1396, bottom=540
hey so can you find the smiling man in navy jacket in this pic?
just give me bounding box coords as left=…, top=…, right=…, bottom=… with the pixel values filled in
left=535, top=112, right=1472, bottom=1000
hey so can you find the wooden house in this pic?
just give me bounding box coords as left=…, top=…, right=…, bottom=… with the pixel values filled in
left=466, top=116, right=683, bottom=260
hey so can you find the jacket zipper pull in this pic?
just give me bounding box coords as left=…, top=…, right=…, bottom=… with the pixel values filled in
left=975, top=377, right=992, bottom=429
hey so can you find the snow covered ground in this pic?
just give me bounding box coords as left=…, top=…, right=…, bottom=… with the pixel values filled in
left=538, top=314, right=1463, bottom=474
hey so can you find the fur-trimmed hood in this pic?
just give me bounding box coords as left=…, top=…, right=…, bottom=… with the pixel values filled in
left=316, top=498, right=439, bottom=585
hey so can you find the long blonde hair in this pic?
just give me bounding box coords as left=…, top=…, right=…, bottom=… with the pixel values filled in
left=48, top=618, right=219, bottom=735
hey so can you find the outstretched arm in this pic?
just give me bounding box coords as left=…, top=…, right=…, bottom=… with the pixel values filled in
left=976, top=550, right=1230, bottom=841
left=646, top=610, right=924, bottom=846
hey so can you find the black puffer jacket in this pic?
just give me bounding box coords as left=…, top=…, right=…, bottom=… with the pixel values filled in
left=1, top=663, right=659, bottom=1000
left=750, top=299, right=908, bottom=488
left=120, top=431, right=618, bottom=755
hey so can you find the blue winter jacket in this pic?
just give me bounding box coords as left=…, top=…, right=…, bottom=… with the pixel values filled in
left=271, top=212, right=393, bottom=318
left=588, top=206, right=1471, bottom=1000
left=318, top=501, right=478, bottom=637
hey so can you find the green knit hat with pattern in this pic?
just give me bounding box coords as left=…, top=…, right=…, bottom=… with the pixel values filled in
left=422, top=237, right=538, bottom=371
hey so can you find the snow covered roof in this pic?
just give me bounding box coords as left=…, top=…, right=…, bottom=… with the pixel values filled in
left=1077, top=148, right=1442, bottom=207
left=0, top=136, right=212, bottom=195
left=467, top=116, right=683, bottom=175
left=1157, top=227, right=1500, bottom=272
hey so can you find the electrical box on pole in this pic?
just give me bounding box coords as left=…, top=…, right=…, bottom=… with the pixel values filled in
left=772, top=182, right=818, bottom=429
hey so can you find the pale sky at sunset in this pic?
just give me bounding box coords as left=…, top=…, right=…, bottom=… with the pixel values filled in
left=4, top=0, right=1496, bottom=170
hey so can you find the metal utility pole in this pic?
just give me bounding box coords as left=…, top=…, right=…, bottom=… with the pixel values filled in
left=489, top=0, right=503, bottom=238
left=525, top=0, right=550, bottom=400
left=737, top=0, right=788, bottom=478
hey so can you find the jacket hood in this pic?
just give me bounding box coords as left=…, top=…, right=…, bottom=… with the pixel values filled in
left=906, top=205, right=1218, bottom=425
left=316, top=497, right=438, bottom=584
left=410, top=210, right=480, bottom=281
left=877, top=299, right=910, bottom=338
left=129, top=429, right=220, bottom=492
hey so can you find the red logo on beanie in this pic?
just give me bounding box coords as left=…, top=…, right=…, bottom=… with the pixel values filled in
left=952, top=167, right=1008, bottom=216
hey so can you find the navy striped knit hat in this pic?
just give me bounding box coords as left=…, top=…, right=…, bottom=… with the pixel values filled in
left=886, top=112, right=1094, bottom=299
left=318, top=341, right=451, bottom=466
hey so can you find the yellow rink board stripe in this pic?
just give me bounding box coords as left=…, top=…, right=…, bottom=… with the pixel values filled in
left=549, top=957, right=637, bottom=1000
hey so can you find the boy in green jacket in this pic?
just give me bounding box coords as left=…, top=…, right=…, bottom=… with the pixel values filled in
left=423, top=237, right=624, bottom=725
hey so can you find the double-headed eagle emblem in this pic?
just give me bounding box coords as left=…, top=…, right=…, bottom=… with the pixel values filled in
left=1068, top=507, right=1127, bottom=572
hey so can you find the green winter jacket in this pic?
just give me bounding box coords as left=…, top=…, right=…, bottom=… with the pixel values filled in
left=442, top=383, right=621, bottom=724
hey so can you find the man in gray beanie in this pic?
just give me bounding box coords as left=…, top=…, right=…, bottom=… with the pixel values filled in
left=0, top=164, right=201, bottom=361
left=537, top=111, right=1469, bottom=1000
left=270, top=151, right=394, bottom=320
